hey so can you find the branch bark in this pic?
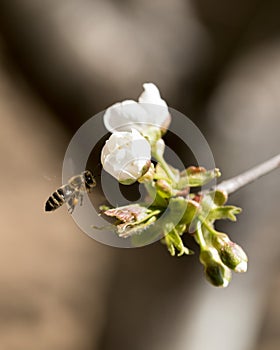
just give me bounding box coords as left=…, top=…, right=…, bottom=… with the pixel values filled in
left=216, top=153, right=280, bottom=194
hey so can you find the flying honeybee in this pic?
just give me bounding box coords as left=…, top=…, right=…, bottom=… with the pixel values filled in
left=45, top=170, right=96, bottom=213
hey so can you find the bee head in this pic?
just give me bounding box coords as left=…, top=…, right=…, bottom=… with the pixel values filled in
left=83, top=170, right=96, bottom=189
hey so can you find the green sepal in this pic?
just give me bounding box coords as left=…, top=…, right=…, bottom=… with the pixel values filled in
left=129, top=197, right=191, bottom=247
left=165, top=197, right=199, bottom=228
left=176, top=224, right=187, bottom=235
left=117, top=215, right=158, bottom=238
left=163, top=227, right=193, bottom=256
left=178, top=167, right=221, bottom=188
left=178, top=199, right=200, bottom=226
left=155, top=179, right=173, bottom=198
left=154, top=163, right=180, bottom=182
left=143, top=181, right=168, bottom=207
left=207, top=205, right=242, bottom=222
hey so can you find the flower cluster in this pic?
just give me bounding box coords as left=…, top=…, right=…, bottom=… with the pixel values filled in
left=100, top=83, right=248, bottom=288
left=101, top=83, right=170, bottom=184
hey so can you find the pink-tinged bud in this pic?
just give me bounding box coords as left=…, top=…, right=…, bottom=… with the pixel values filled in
left=212, top=235, right=248, bottom=273
left=220, top=242, right=248, bottom=273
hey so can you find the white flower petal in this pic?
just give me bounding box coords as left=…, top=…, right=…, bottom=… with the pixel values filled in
left=138, top=83, right=168, bottom=108
left=101, top=129, right=151, bottom=184
left=139, top=83, right=170, bottom=129
left=103, top=83, right=170, bottom=134
left=103, top=100, right=148, bottom=133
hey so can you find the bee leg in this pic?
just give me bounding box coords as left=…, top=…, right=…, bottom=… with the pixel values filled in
left=68, top=205, right=75, bottom=214
left=67, top=203, right=75, bottom=214
left=67, top=196, right=79, bottom=214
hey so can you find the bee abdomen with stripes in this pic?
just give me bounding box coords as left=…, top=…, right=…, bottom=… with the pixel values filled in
left=45, top=170, right=96, bottom=213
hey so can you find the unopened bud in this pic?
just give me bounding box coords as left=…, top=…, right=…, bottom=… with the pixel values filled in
left=212, top=235, right=248, bottom=273
left=200, top=247, right=232, bottom=287
left=101, top=129, right=151, bottom=185
left=220, top=242, right=248, bottom=273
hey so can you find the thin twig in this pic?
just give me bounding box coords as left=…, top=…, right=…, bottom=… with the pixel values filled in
left=216, top=153, right=280, bottom=195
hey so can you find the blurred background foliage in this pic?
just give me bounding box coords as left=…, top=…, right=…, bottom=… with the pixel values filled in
left=0, top=1, right=279, bottom=349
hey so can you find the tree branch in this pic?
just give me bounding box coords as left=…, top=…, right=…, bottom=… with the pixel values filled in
left=216, top=153, right=280, bottom=195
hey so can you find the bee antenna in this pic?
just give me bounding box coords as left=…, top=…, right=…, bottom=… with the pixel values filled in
left=87, top=162, right=102, bottom=176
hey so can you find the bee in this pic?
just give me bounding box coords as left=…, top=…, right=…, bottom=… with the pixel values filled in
left=45, top=170, right=96, bottom=213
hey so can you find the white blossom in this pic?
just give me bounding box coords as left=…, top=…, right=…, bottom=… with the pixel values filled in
left=103, top=83, right=170, bottom=134
left=101, top=129, right=151, bottom=184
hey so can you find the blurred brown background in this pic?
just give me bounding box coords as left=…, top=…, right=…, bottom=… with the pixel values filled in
left=0, top=1, right=279, bottom=349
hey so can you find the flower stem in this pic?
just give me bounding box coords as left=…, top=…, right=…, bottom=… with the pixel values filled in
left=195, top=221, right=207, bottom=249
left=216, top=153, right=280, bottom=195
left=152, top=150, right=177, bottom=182
left=200, top=218, right=219, bottom=236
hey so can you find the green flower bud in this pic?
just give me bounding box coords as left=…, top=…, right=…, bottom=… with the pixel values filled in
left=212, top=235, right=248, bottom=273
left=200, top=247, right=232, bottom=287
left=212, top=189, right=228, bottom=206
left=220, top=242, right=248, bottom=273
